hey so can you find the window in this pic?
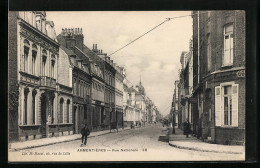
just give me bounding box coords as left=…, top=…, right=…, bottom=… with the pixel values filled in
left=207, top=34, right=211, bottom=71
left=32, top=90, right=37, bottom=124
left=215, top=83, right=239, bottom=127
left=74, top=78, right=77, bottom=95
left=51, top=60, right=55, bottom=78
left=59, top=98, right=64, bottom=123
left=42, top=50, right=47, bottom=76
left=84, top=106, right=87, bottom=120
left=36, top=19, right=41, bottom=30
left=223, top=86, right=232, bottom=125
left=67, top=100, right=70, bottom=123
left=223, top=24, right=234, bottom=66
left=23, top=88, right=30, bottom=125
left=32, top=44, right=37, bottom=75
left=51, top=54, right=55, bottom=79
left=23, top=40, right=30, bottom=73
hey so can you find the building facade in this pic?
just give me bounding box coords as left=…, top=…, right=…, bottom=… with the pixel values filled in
left=191, top=10, right=245, bottom=144
left=57, top=28, right=92, bottom=133
left=8, top=11, right=75, bottom=141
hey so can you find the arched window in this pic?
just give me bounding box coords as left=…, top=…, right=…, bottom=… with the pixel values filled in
left=59, top=98, right=64, bottom=123
left=42, top=50, right=47, bottom=76
left=51, top=55, right=56, bottom=77
left=32, top=44, right=37, bottom=75
left=51, top=59, right=55, bottom=78
left=32, top=90, right=37, bottom=124
left=24, top=88, right=30, bottom=125
left=67, top=100, right=70, bottom=123
left=23, top=39, right=30, bottom=73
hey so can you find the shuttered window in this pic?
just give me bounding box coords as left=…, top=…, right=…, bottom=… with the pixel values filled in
left=215, top=84, right=239, bottom=127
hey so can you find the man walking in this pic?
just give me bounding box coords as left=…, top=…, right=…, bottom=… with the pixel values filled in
left=81, top=124, right=90, bottom=146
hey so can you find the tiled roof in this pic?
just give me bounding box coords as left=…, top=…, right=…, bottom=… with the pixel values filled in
left=60, top=45, right=75, bottom=56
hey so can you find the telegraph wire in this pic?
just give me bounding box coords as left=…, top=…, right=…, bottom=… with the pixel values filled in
left=108, top=11, right=208, bottom=57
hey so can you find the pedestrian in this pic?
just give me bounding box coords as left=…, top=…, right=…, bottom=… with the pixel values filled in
left=81, top=124, right=90, bottom=146
left=183, top=120, right=191, bottom=138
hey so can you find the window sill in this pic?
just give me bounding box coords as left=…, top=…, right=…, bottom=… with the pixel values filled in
left=221, top=65, right=233, bottom=68
left=218, top=125, right=238, bottom=128
left=53, top=123, right=73, bottom=125
left=19, top=124, right=41, bottom=127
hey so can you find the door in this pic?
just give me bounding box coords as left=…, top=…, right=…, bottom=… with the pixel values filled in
left=73, top=106, right=77, bottom=134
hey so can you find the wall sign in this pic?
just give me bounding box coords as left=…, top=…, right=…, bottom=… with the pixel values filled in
left=236, top=70, right=245, bottom=78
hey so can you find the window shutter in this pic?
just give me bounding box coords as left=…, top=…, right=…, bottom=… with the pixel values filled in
left=215, top=86, right=221, bottom=126
left=232, top=84, right=239, bottom=127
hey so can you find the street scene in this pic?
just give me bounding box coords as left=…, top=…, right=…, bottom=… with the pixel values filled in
left=8, top=11, right=245, bottom=161
left=9, top=124, right=244, bottom=161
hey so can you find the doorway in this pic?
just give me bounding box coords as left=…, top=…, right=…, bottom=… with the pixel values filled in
left=73, top=106, right=77, bottom=134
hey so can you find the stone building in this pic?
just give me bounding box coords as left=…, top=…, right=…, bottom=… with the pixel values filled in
left=192, top=11, right=245, bottom=144
left=8, top=11, right=75, bottom=141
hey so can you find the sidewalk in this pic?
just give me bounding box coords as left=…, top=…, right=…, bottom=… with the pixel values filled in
left=168, top=127, right=245, bottom=154
left=9, top=127, right=131, bottom=151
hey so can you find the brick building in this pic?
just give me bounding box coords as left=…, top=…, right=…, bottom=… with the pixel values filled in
left=192, top=11, right=245, bottom=144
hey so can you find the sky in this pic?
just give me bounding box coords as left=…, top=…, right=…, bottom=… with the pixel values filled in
left=46, top=11, right=193, bottom=116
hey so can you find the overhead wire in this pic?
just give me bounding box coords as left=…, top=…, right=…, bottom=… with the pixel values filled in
left=108, top=11, right=208, bottom=57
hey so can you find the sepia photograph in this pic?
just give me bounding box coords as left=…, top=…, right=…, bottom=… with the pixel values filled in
left=8, top=10, right=247, bottom=162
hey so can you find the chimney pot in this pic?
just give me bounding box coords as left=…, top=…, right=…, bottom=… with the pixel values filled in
left=93, top=44, right=95, bottom=50
left=101, top=50, right=102, bottom=53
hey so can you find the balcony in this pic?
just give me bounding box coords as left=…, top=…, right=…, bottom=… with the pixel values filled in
left=40, top=76, right=56, bottom=89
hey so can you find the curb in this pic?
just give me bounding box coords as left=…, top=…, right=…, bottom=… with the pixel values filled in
left=168, top=142, right=243, bottom=155
left=9, top=127, right=133, bottom=152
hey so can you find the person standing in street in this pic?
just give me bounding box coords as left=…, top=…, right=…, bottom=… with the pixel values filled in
left=183, top=120, right=191, bottom=138
left=81, top=124, right=90, bottom=146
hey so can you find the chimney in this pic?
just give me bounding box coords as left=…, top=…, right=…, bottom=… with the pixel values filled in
left=65, top=28, right=76, bottom=49
left=74, top=27, right=84, bottom=51
left=101, top=50, right=102, bottom=53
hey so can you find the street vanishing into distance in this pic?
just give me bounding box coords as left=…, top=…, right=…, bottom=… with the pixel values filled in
left=10, top=125, right=244, bottom=161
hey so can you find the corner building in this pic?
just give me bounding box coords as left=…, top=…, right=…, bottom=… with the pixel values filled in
left=192, top=11, right=245, bottom=144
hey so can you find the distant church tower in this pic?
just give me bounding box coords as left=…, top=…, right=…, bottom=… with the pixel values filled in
left=136, top=75, right=145, bottom=96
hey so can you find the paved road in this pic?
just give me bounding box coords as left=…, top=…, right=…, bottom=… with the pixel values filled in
left=9, top=125, right=244, bottom=161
